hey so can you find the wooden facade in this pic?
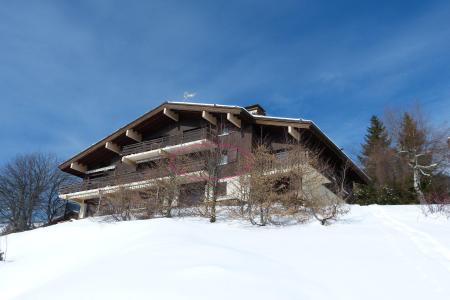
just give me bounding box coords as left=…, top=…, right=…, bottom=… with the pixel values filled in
left=58, top=102, right=369, bottom=218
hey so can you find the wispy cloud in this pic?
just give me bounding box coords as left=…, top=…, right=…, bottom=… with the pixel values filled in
left=0, top=0, right=449, bottom=163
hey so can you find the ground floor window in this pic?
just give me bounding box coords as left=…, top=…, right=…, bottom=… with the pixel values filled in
left=217, top=182, right=227, bottom=196
left=179, top=182, right=206, bottom=207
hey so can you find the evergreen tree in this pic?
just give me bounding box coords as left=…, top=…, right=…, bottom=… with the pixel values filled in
left=358, top=115, right=391, bottom=178
left=354, top=115, right=415, bottom=205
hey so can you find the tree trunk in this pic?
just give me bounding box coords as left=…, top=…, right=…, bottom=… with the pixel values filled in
left=413, top=167, right=425, bottom=204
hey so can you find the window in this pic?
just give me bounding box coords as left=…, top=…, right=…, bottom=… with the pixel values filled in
left=228, top=148, right=238, bottom=163
left=219, top=126, right=230, bottom=136
left=217, top=182, right=227, bottom=196
left=137, top=161, right=157, bottom=171
left=183, top=127, right=201, bottom=133
left=273, top=177, right=291, bottom=194
left=275, top=149, right=289, bottom=161
left=219, top=150, right=228, bottom=165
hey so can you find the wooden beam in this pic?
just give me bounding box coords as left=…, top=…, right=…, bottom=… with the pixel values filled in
left=126, top=129, right=142, bottom=142
left=105, top=142, right=121, bottom=154
left=70, top=162, right=87, bottom=173
left=202, top=111, right=217, bottom=126
left=254, top=119, right=310, bottom=129
left=59, top=103, right=243, bottom=171
left=165, top=104, right=241, bottom=115
left=121, top=157, right=136, bottom=167
left=288, top=126, right=300, bottom=141
left=227, top=113, right=241, bottom=128
left=163, top=107, right=179, bottom=122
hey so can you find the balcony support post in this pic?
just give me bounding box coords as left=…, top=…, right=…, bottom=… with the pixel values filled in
left=79, top=201, right=87, bottom=219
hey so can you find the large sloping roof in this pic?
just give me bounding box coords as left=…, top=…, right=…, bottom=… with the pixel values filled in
left=59, top=101, right=369, bottom=183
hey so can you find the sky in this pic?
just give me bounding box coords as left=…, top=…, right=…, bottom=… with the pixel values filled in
left=1, top=0, right=449, bottom=165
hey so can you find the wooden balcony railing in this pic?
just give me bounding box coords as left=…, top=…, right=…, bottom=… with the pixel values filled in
left=275, top=150, right=309, bottom=163
left=122, top=127, right=216, bottom=156
left=59, top=160, right=206, bottom=195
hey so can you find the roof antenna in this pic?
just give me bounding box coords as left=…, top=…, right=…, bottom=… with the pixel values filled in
left=183, top=91, right=196, bottom=102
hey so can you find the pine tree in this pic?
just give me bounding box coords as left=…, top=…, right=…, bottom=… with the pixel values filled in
left=355, top=115, right=404, bottom=205
left=359, top=115, right=391, bottom=178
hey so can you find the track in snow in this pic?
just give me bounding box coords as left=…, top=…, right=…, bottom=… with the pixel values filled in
left=373, top=205, right=450, bottom=272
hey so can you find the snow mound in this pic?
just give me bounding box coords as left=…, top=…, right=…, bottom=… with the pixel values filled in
left=1, top=205, right=449, bottom=300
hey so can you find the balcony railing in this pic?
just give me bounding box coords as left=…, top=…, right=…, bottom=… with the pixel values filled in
left=122, top=127, right=216, bottom=156
left=59, top=160, right=206, bottom=195
left=275, top=150, right=309, bottom=163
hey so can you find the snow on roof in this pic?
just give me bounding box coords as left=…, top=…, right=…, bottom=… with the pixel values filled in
left=252, top=114, right=309, bottom=122
left=60, top=100, right=368, bottom=181
left=167, top=102, right=367, bottom=178
left=168, top=101, right=310, bottom=123
left=167, top=101, right=243, bottom=110
left=163, top=101, right=368, bottom=178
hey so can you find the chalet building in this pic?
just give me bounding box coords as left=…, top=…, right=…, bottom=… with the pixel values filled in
left=59, top=102, right=369, bottom=218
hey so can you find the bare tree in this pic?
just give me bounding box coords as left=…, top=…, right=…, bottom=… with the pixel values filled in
left=98, top=184, right=145, bottom=222
left=0, top=235, right=7, bottom=261
left=151, top=157, right=186, bottom=218
left=199, top=133, right=228, bottom=223
left=385, top=105, right=450, bottom=207
left=247, top=145, right=279, bottom=225
left=97, top=159, right=173, bottom=221
left=303, top=159, right=351, bottom=225
left=230, top=144, right=289, bottom=226
left=230, top=139, right=351, bottom=226
left=96, top=152, right=209, bottom=222
left=270, top=141, right=350, bottom=226
left=38, top=157, right=73, bottom=225
left=0, top=153, right=68, bottom=233
left=188, top=126, right=241, bottom=222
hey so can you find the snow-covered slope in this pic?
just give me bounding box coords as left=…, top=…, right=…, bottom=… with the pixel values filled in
left=1, top=205, right=449, bottom=300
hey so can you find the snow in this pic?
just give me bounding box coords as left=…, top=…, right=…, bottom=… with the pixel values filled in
left=167, top=101, right=310, bottom=122
left=252, top=114, right=306, bottom=121
left=167, top=101, right=243, bottom=110
left=1, top=205, right=449, bottom=300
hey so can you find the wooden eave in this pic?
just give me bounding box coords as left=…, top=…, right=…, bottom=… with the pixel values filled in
left=308, top=123, right=370, bottom=184
left=165, top=103, right=242, bottom=115
left=59, top=102, right=166, bottom=172
left=254, top=118, right=311, bottom=129
left=59, top=101, right=369, bottom=184
left=252, top=118, right=369, bottom=184
left=59, top=102, right=250, bottom=173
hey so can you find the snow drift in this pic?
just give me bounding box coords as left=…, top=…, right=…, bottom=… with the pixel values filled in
left=0, top=205, right=449, bottom=300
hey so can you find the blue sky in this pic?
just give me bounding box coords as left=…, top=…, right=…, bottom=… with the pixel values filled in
left=1, top=0, right=449, bottom=165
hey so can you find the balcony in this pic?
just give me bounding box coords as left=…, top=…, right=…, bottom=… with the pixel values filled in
left=59, top=160, right=207, bottom=200
left=121, top=127, right=217, bottom=164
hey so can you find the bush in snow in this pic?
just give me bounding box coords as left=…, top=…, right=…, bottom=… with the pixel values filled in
left=229, top=142, right=350, bottom=226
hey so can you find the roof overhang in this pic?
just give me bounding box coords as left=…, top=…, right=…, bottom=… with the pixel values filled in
left=59, top=101, right=369, bottom=184
left=59, top=102, right=249, bottom=172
